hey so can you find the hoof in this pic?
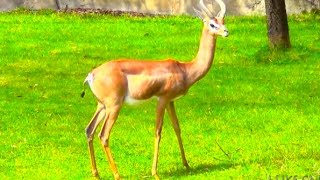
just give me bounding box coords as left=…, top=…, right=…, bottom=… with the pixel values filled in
left=114, top=173, right=120, bottom=180
left=92, top=170, right=100, bottom=179
left=153, top=174, right=160, bottom=180
left=185, top=163, right=191, bottom=171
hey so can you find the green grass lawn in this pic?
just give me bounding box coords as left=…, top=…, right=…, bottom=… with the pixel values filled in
left=0, top=9, right=319, bottom=179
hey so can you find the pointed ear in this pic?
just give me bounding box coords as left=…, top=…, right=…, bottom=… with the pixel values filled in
left=193, top=7, right=205, bottom=21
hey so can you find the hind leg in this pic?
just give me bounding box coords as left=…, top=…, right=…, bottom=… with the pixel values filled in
left=85, top=103, right=106, bottom=177
left=99, top=105, right=121, bottom=180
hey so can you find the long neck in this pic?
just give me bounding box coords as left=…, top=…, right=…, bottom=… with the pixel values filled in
left=184, top=26, right=217, bottom=87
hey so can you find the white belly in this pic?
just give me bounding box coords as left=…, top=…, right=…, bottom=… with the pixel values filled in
left=124, top=95, right=158, bottom=105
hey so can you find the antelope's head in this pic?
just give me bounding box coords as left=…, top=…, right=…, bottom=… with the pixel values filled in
left=194, top=0, right=229, bottom=37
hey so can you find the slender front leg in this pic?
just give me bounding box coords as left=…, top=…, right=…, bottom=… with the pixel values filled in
left=99, top=105, right=121, bottom=180
left=85, top=103, right=106, bottom=177
left=152, top=99, right=167, bottom=179
left=166, top=101, right=190, bottom=169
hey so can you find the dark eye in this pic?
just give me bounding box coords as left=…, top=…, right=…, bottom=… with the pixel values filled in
left=210, top=24, right=215, bottom=28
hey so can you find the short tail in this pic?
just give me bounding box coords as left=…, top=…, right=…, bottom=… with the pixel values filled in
left=81, top=88, right=86, bottom=98
left=81, top=80, right=87, bottom=98
left=81, top=73, right=94, bottom=98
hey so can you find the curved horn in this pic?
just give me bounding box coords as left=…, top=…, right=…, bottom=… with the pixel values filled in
left=215, top=0, right=226, bottom=17
left=199, top=0, right=213, bottom=18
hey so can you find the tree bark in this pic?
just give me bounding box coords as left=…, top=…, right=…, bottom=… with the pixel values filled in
left=265, top=0, right=291, bottom=48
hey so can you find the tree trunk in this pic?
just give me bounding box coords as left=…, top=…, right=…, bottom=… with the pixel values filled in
left=265, top=0, right=291, bottom=48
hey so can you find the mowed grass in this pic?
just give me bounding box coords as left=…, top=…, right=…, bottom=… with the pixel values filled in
left=0, top=9, right=319, bottom=179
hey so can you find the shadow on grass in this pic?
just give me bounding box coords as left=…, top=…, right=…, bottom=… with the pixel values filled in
left=161, top=162, right=235, bottom=178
